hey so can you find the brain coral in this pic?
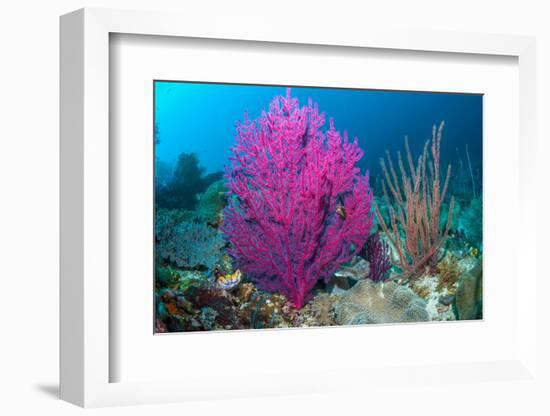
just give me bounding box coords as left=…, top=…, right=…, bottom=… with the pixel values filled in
left=333, top=280, right=430, bottom=325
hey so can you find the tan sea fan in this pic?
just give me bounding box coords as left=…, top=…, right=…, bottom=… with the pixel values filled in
left=374, top=122, right=455, bottom=283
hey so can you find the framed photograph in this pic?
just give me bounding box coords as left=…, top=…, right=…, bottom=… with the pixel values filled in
left=152, top=80, right=482, bottom=333
left=60, top=8, right=538, bottom=408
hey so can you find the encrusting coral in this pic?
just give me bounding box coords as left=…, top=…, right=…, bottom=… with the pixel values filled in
left=374, top=122, right=455, bottom=283
left=223, top=89, right=373, bottom=308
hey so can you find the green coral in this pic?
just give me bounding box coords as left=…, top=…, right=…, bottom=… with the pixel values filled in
left=195, top=179, right=227, bottom=226
left=155, top=265, right=180, bottom=288
left=176, top=270, right=207, bottom=292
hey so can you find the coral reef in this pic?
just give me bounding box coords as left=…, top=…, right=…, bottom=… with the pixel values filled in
left=440, top=199, right=460, bottom=233
left=155, top=208, right=195, bottom=226
left=175, top=270, right=207, bottom=292
left=223, top=89, right=373, bottom=308
left=199, top=307, right=219, bottom=330
left=195, top=179, right=227, bottom=227
left=374, top=122, right=455, bottom=283
left=435, top=252, right=462, bottom=293
left=235, top=282, right=256, bottom=303
left=155, top=159, right=173, bottom=189
left=184, top=284, right=244, bottom=330
left=154, top=251, right=476, bottom=331
left=156, top=152, right=223, bottom=210
left=333, top=279, right=430, bottom=325
left=238, top=291, right=296, bottom=329
left=361, top=233, right=392, bottom=282
left=152, top=88, right=483, bottom=333
left=332, top=256, right=370, bottom=285
left=156, top=218, right=225, bottom=270
left=154, top=276, right=299, bottom=332
left=411, top=274, right=456, bottom=321
left=458, top=197, right=482, bottom=248
left=155, top=265, right=181, bottom=289
left=296, top=293, right=338, bottom=327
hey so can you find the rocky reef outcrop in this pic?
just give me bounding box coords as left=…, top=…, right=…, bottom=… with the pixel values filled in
left=454, top=259, right=483, bottom=320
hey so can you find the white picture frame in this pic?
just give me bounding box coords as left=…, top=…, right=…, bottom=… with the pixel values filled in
left=60, top=7, right=538, bottom=408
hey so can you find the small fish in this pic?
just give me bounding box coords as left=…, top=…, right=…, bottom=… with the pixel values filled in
left=469, top=247, right=480, bottom=258
left=336, top=205, right=347, bottom=220
left=216, top=269, right=242, bottom=290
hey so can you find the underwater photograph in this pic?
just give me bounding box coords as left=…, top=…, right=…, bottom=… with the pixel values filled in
left=154, top=81, right=483, bottom=333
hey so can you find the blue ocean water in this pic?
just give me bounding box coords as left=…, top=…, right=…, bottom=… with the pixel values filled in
left=154, top=81, right=482, bottom=192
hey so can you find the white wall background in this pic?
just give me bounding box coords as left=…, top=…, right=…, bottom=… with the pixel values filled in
left=0, top=1, right=548, bottom=415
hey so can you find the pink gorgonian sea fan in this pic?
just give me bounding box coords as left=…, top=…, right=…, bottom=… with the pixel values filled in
left=222, top=89, right=373, bottom=308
